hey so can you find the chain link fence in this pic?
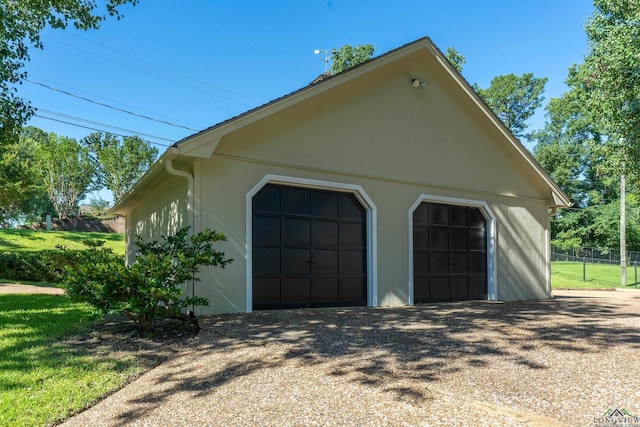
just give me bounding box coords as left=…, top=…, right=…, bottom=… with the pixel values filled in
left=551, top=246, right=640, bottom=265
left=552, top=246, right=640, bottom=287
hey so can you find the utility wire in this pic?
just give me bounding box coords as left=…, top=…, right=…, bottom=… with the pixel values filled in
left=36, top=109, right=177, bottom=142
left=27, top=79, right=200, bottom=132
left=30, top=74, right=204, bottom=129
left=43, top=36, right=257, bottom=108
left=60, top=33, right=261, bottom=104
left=34, top=113, right=174, bottom=149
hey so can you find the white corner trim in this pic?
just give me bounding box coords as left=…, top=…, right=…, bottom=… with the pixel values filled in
left=245, top=174, right=378, bottom=312
left=407, top=194, right=498, bottom=304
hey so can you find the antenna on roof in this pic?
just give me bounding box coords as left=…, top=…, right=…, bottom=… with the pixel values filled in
left=314, top=49, right=331, bottom=73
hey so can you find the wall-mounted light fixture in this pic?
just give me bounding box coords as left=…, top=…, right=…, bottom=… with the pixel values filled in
left=412, top=78, right=426, bottom=88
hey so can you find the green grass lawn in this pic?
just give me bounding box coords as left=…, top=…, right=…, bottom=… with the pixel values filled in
left=551, top=261, right=640, bottom=289
left=0, top=229, right=124, bottom=255
left=0, top=294, right=139, bottom=427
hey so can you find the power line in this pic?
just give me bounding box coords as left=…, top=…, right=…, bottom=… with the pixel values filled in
left=36, top=109, right=176, bottom=142
left=29, top=74, right=204, bottom=129
left=43, top=36, right=258, bottom=108
left=60, top=32, right=261, bottom=104
left=27, top=78, right=200, bottom=132
left=33, top=113, right=174, bottom=149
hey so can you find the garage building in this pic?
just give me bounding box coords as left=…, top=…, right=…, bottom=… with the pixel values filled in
left=112, top=37, right=571, bottom=314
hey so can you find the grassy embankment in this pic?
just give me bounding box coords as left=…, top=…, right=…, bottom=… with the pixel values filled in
left=0, top=229, right=133, bottom=426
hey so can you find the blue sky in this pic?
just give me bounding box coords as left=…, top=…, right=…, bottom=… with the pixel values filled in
left=21, top=1, right=595, bottom=201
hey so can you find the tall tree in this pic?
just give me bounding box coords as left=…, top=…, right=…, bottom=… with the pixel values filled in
left=474, top=73, right=548, bottom=139
left=331, top=44, right=374, bottom=74
left=0, top=129, right=43, bottom=226
left=0, top=0, right=138, bottom=146
left=37, top=132, right=98, bottom=218
left=532, top=90, right=606, bottom=207
left=569, top=0, right=640, bottom=185
left=83, top=132, right=158, bottom=202
left=445, top=46, right=465, bottom=73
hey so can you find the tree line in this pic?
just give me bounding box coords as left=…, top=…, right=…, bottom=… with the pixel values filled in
left=0, top=128, right=157, bottom=226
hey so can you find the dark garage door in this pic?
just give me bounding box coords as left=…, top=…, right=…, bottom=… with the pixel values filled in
left=252, top=184, right=367, bottom=309
left=413, top=202, right=487, bottom=303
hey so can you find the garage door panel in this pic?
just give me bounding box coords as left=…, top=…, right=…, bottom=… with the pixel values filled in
left=253, top=216, right=281, bottom=246
left=414, top=204, right=430, bottom=225
left=469, top=277, right=488, bottom=299
left=253, top=248, right=280, bottom=274
left=314, top=249, right=339, bottom=274
left=429, top=277, right=450, bottom=301
left=469, top=209, right=485, bottom=228
left=429, top=203, right=449, bottom=225
left=413, top=201, right=487, bottom=303
left=339, top=194, right=365, bottom=219
left=414, top=251, right=429, bottom=276
left=450, top=205, right=468, bottom=226
left=339, top=278, right=366, bottom=304
left=311, top=192, right=338, bottom=218
left=283, top=218, right=311, bottom=246
left=430, top=252, right=449, bottom=274
left=469, top=229, right=486, bottom=250
left=450, top=277, right=469, bottom=299
left=282, top=278, right=311, bottom=305
left=312, top=221, right=339, bottom=246
left=282, top=187, right=310, bottom=215
left=253, top=185, right=281, bottom=213
left=253, top=278, right=281, bottom=306
left=451, top=228, right=468, bottom=249
left=414, top=277, right=429, bottom=301
left=341, top=222, right=365, bottom=247
left=312, top=278, right=339, bottom=304
left=253, top=184, right=367, bottom=310
left=469, top=252, right=487, bottom=273
left=413, top=226, right=429, bottom=249
left=342, top=250, right=365, bottom=274
left=450, top=252, right=468, bottom=274
left=283, top=249, right=311, bottom=274
left=430, top=227, right=449, bottom=249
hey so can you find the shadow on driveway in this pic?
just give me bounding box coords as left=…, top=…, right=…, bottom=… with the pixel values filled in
left=69, top=291, right=640, bottom=426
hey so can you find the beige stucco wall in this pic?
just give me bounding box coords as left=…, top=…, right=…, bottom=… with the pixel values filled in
left=124, top=174, right=189, bottom=265
left=124, top=46, right=555, bottom=314
left=191, top=155, right=551, bottom=314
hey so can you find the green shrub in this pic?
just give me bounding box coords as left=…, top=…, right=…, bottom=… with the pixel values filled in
left=64, top=227, right=232, bottom=331
left=0, top=240, right=123, bottom=283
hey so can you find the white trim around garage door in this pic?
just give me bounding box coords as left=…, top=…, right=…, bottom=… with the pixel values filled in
left=245, top=174, right=378, bottom=312
left=408, top=194, right=498, bottom=304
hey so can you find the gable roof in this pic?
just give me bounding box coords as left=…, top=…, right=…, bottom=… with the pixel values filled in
left=112, top=37, right=571, bottom=214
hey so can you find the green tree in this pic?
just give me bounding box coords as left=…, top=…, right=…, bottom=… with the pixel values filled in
left=0, top=127, right=47, bottom=226
left=0, top=0, right=138, bottom=146
left=82, top=132, right=158, bottom=202
left=37, top=132, right=98, bottom=219
left=331, top=44, right=375, bottom=74
left=475, top=73, right=548, bottom=139
left=532, top=90, right=607, bottom=207
left=568, top=0, right=640, bottom=185
left=445, top=46, right=465, bottom=73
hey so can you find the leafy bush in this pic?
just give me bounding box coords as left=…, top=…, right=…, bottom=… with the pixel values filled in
left=0, top=242, right=118, bottom=283
left=64, top=227, right=232, bottom=331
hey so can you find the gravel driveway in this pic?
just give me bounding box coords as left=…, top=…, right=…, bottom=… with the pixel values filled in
left=63, top=290, right=640, bottom=426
